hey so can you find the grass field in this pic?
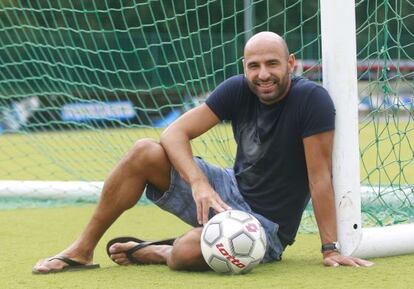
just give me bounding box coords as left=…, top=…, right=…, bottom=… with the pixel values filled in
left=1, top=205, right=414, bottom=289
left=1, top=121, right=413, bottom=183
left=0, top=125, right=235, bottom=181
left=0, top=121, right=413, bottom=288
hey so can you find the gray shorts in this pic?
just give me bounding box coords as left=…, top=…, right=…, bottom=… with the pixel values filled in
left=145, top=157, right=284, bottom=263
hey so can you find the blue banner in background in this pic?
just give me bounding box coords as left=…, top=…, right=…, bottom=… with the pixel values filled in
left=61, top=101, right=135, bottom=122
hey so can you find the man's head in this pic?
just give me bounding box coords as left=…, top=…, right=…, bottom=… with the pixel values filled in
left=243, top=31, right=296, bottom=105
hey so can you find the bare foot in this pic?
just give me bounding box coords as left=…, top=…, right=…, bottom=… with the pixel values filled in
left=32, top=252, right=95, bottom=274
left=108, top=241, right=170, bottom=265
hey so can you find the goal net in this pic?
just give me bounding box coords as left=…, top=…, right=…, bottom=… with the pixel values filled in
left=356, top=0, right=414, bottom=228
left=0, top=0, right=413, bottom=242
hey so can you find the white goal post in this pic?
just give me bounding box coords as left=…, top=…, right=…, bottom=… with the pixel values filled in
left=320, top=0, right=414, bottom=258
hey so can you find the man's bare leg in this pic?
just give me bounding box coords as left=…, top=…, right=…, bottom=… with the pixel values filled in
left=108, top=227, right=210, bottom=271
left=33, top=139, right=172, bottom=273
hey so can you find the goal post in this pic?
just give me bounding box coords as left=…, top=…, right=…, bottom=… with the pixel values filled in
left=320, top=0, right=414, bottom=258
left=320, top=0, right=362, bottom=256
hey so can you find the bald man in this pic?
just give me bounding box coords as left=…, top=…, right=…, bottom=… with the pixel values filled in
left=33, top=31, right=373, bottom=274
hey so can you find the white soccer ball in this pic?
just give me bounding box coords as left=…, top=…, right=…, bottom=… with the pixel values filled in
left=200, top=210, right=267, bottom=274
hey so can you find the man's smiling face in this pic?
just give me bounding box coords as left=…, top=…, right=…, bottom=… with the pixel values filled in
left=243, top=32, right=296, bottom=105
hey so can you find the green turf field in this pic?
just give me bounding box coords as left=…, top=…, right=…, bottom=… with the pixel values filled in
left=1, top=121, right=413, bottom=183
left=1, top=205, right=413, bottom=289
left=0, top=122, right=413, bottom=288
left=0, top=125, right=235, bottom=181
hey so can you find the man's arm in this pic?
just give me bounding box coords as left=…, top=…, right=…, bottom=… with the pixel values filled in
left=160, top=103, right=231, bottom=225
left=303, top=131, right=373, bottom=267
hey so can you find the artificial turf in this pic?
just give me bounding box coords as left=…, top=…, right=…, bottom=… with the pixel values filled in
left=1, top=205, right=413, bottom=289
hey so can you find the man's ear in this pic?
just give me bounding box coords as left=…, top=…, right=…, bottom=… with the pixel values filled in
left=288, top=54, right=296, bottom=74
left=242, top=58, right=246, bottom=77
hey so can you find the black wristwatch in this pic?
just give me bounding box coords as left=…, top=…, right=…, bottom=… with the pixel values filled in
left=321, top=241, right=341, bottom=253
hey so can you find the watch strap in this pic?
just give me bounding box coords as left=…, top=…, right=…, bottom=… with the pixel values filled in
left=321, top=242, right=340, bottom=253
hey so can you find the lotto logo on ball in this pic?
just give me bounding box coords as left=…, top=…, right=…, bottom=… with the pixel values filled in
left=200, top=210, right=267, bottom=274
left=215, top=243, right=246, bottom=268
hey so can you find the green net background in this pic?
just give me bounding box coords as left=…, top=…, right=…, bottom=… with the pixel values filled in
left=356, top=0, right=414, bottom=227
left=0, top=1, right=413, bottom=230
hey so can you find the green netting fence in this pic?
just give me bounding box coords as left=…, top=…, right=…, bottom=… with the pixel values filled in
left=0, top=0, right=413, bottom=231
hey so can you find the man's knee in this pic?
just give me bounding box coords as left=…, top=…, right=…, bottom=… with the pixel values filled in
left=167, top=228, right=208, bottom=271
left=125, top=139, right=168, bottom=169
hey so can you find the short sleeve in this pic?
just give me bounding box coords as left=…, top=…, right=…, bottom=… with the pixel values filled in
left=300, top=86, right=336, bottom=138
left=205, top=75, right=243, bottom=121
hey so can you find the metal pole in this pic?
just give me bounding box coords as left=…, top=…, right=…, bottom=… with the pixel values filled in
left=320, top=0, right=361, bottom=256
left=244, top=0, right=254, bottom=42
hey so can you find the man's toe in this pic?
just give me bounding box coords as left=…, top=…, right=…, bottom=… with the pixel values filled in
left=109, top=241, right=136, bottom=254
left=108, top=242, right=138, bottom=265
left=33, top=258, right=64, bottom=273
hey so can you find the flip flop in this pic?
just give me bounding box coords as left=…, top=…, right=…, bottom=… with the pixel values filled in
left=106, top=236, right=176, bottom=265
left=32, top=256, right=100, bottom=274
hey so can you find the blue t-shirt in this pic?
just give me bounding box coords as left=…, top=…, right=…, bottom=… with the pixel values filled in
left=205, top=75, right=335, bottom=246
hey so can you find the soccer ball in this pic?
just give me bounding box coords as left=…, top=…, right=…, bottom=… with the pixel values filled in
left=200, top=210, right=267, bottom=274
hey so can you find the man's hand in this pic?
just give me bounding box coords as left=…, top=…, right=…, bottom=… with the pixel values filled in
left=191, top=180, right=232, bottom=225
left=323, top=251, right=374, bottom=267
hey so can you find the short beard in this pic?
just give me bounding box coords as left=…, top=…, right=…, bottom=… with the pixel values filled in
left=246, top=74, right=290, bottom=104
